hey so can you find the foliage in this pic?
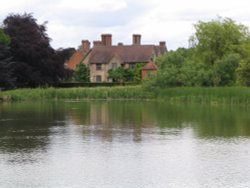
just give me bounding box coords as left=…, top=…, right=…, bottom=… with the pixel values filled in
left=73, top=63, right=90, bottom=82
left=0, top=29, right=10, bottom=46
left=213, top=53, right=240, bottom=86
left=0, top=44, right=16, bottom=88
left=108, top=67, right=133, bottom=82
left=0, top=86, right=152, bottom=101
left=144, top=48, right=194, bottom=88
left=154, top=87, right=250, bottom=105
left=144, top=17, right=250, bottom=88
left=108, top=63, right=145, bottom=82
left=2, top=13, right=67, bottom=87
left=56, top=47, right=76, bottom=62
left=237, top=58, right=250, bottom=86
left=190, top=17, right=250, bottom=65
left=2, top=86, right=250, bottom=106
left=133, top=63, right=145, bottom=82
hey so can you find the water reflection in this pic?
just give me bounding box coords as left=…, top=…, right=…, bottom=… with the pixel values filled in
left=64, top=101, right=250, bottom=139
left=0, top=102, right=67, bottom=164
left=1, top=101, right=250, bottom=187
left=1, top=101, right=250, bottom=147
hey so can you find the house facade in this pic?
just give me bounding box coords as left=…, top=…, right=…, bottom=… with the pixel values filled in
left=66, top=34, right=167, bottom=82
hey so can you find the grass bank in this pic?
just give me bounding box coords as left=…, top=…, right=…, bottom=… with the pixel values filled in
left=0, top=86, right=153, bottom=101
left=1, top=86, right=250, bottom=106
left=155, top=87, right=250, bottom=105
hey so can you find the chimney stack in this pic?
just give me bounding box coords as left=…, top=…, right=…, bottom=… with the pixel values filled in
left=101, top=34, right=112, bottom=46
left=132, top=34, right=141, bottom=45
left=159, top=41, right=166, bottom=48
left=81, top=40, right=90, bottom=51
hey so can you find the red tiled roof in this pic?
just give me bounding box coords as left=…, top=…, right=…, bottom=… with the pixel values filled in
left=89, top=45, right=156, bottom=64
left=142, top=60, right=158, bottom=70
left=66, top=49, right=89, bottom=70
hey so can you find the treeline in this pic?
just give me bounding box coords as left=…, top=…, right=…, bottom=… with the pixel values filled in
left=144, top=17, right=250, bottom=88
left=0, top=13, right=75, bottom=89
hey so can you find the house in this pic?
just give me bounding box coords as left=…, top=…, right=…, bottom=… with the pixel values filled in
left=66, top=34, right=167, bottom=82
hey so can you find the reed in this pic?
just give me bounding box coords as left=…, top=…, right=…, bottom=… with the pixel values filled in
left=0, top=86, right=153, bottom=101
left=155, top=87, right=250, bottom=105
left=1, top=86, right=250, bottom=106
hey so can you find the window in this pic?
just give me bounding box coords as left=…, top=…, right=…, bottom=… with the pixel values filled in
left=96, top=75, right=102, bottom=82
left=112, top=63, right=118, bottom=69
left=96, top=64, right=102, bottom=70
left=129, top=63, right=135, bottom=69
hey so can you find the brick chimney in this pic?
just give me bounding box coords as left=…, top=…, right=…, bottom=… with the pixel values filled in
left=101, top=34, right=112, bottom=46
left=81, top=40, right=90, bottom=51
left=159, top=41, right=166, bottom=48
left=132, top=34, right=141, bottom=45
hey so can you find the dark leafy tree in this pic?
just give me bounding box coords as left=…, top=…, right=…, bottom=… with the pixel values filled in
left=0, top=29, right=10, bottom=46
left=3, top=13, right=67, bottom=87
left=56, top=47, right=76, bottom=62
left=0, top=30, right=15, bottom=88
left=0, top=44, right=16, bottom=88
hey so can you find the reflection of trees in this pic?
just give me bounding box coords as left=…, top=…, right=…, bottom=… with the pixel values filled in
left=191, top=106, right=250, bottom=137
left=66, top=101, right=250, bottom=139
left=0, top=102, right=67, bottom=155
left=1, top=100, right=250, bottom=158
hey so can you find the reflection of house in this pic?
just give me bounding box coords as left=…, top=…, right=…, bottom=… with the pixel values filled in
left=66, top=34, right=167, bottom=82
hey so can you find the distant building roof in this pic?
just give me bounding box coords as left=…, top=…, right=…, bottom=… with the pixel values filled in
left=66, top=50, right=86, bottom=69
left=89, top=45, right=160, bottom=64
left=66, top=34, right=167, bottom=69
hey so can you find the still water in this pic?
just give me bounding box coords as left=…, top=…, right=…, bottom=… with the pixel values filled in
left=0, top=101, right=250, bottom=188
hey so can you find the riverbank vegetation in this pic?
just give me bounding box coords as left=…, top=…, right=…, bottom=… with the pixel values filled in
left=1, top=86, right=250, bottom=106
left=0, top=86, right=153, bottom=101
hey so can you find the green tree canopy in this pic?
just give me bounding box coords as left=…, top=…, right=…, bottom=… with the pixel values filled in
left=108, top=63, right=145, bottom=83
left=190, top=17, right=250, bottom=65
left=144, top=17, right=250, bottom=88
left=73, top=63, right=90, bottom=82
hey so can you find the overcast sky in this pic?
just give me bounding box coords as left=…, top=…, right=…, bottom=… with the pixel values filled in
left=1, top=0, right=250, bottom=50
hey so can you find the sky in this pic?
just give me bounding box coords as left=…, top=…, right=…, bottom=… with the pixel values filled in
left=1, top=0, right=250, bottom=50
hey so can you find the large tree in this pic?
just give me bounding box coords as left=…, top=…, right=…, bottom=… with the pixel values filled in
left=0, top=44, right=16, bottom=88
left=188, top=17, right=250, bottom=86
left=189, top=17, right=250, bottom=65
left=0, top=29, right=16, bottom=88
left=3, top=13, right=67, bottom=87
left=144, top=17, right=250, bottom=88
left=0, top=29, right=10, bottom=46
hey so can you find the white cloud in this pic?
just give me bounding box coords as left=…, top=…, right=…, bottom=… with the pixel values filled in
left=1, top=0, right=250, bottom=50
left=57, top=0, right=127, bottom=11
